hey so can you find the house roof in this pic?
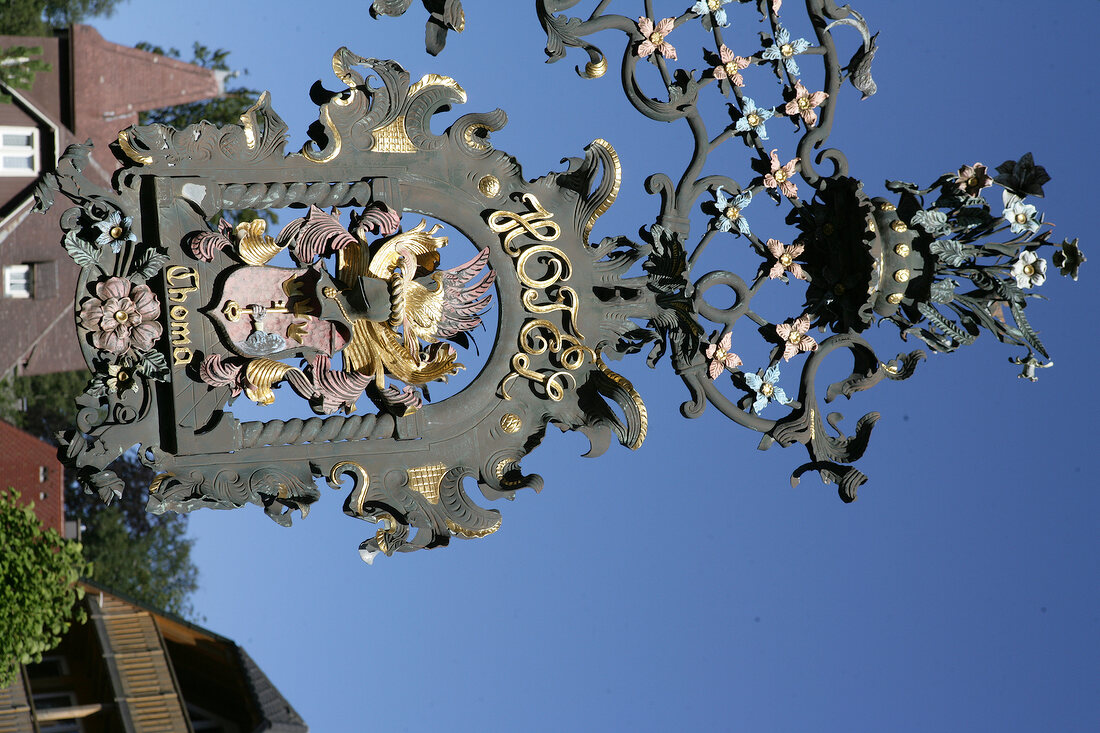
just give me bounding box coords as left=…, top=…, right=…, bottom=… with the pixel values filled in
left=0, top=25, right=225, bottom=377
left=81, top=579, right=309, bottom=733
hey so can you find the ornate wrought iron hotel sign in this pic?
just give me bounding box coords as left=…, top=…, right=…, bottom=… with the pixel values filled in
left=37, top=1, right=1082, bottom=561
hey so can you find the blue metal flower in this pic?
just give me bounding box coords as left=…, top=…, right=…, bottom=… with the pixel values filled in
left=714, top=187, right=753, bottom=236
left=93, top=210, right=137, bottom=254
left=761, top=26, right=810, bottom=76
left=1002, top=193, right=1041, bottom=235
left=691, top=0, right=731, bottom=28
left=733, top=97, right=775, bottom=140
left=743, top=364, right=792, bottom=414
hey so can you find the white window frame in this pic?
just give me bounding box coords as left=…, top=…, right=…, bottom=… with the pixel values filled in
left=3, top=263, right=32, bottom=298
left=0, top=125, right=39, bottom=176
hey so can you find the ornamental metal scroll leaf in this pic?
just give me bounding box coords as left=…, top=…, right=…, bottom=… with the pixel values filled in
left=367, top=0, right=1084, bottom=500
left=40, top=49, right=652, bottom=561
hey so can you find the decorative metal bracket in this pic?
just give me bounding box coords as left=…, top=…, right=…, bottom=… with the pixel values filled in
left=38, top=2, right=1082, bottom=562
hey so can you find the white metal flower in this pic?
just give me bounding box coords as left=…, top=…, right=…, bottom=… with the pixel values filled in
left=1011, top=250, right=1046, bottom=289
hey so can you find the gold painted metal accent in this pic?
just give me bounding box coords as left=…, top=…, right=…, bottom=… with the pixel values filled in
left=235, top=219, right=284, bottom=265
left=489, top=193, right=646, bottom=432
left=330, top=461, right=370, bottom=515
left=329, top=221, right=461, bottom=385
left=464, top=124, right=493, bottom=151
left=500, top=413, right=522, bottom=433
left=878, top=202, right=896, bottom=211
left=894, top=243, right=911, bottom=257
left=117, top=130, right=153, bottom=165
left=583, top=139, right=622, bottom=242
left=867, top=220, right=876, bottom=233
left=582, top=56, right=608, bottom=79
left=882, top=363, right=900, bottom=375
left=286, top=321, right=309, bottom=342
left=446, top=516, right=502, bottom=539
left=407, top=463, right=447, bottom=504
left=370, top=115, right=417, bottom=153
left=887, top=293, right=904, bottom=305
left=594, top=351, right=647, bottom=450
left=148, top=473, right=171, bottom=495
left=501, top=321, right=592, bottom=401
left=302, top=105, right=342, bottom=163
left=893, top=269, right=911, bottom=283
left=330, top=56, right=363, bottom=107
left=487, top=193, right=562, bottom=253
left=244, top=358, right=299, bottom=406
left=491, top=196, right=590, bottom=403
left=407, top=73, right=467, bottom=102
left=374, top=513, right=396, bottom=554
left=890, top=220, right=908, bottom=233
left=239, top=91, right=270, bottom=149
left=223, top=299, right=292, bottom=322
left=363, top=75, right=468, bottom=155
left=327, top=292, right=459, bottom=386
left=478, top=174, right=500, bottom=197
left=365, top=219, right=446, bottom=279
left=809, top=409, right=816, bottom=440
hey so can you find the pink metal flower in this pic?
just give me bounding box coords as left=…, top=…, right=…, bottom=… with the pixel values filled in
left=79, top=276, right=163, bottom=355
left=637, top=17, right=677, bottom=60
left=784, top=81, right=828, bottom=127
left=766, top=239, right=807, bottom=280
left=775, top=314, right=817, bottom=361
left=713, top=45, right=750, bottom=87
left=705, top=332, right=742, bottom=380
left=764, top=149, right=799, bottom=198
left=956, top=162, right=992, bottom=197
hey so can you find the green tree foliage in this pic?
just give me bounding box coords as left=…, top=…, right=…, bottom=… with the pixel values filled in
left=41, top=0, right=126, bottom=26
left=0, top=0, right=126, bottom=36
left=0, top=45, right=51, bottom=103
left=79, top=502, right=198, bottom=618
left=136, top=41, right=261, bottom=131
left=0, top=0, right=49, bottom=36
left=8, top=371, right=199, bottom=618
left=0, top=489, right=90, bottom=687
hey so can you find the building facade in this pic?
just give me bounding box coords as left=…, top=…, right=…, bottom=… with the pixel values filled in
left=0, top=418, right=64, bottom=535
left=0, top=582, right=308, bottom=733
left=0, top=26, right=223, bottom=376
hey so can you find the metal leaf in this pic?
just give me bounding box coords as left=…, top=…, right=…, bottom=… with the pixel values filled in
left=62, top=231, right=101, bottom=268
left=130, top=247, right=169, bottom=282
left=1009, top=301, right=1049, bottom=358
left=138, top=351, right=170, bottom=381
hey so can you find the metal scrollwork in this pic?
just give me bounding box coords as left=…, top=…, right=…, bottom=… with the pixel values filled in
left=40, top=1, right=1081, bottom=562
left=514, top=0, right=1082, bottom=499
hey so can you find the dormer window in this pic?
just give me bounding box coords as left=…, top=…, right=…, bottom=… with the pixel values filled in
left=0, top=126, right=38, bottom=176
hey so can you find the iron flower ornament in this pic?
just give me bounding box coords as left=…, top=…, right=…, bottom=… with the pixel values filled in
left=36, top=1, right=1084, bottom=562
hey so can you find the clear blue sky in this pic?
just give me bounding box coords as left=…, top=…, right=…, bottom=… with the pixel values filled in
left=95, top=2, right=1098, bottom=731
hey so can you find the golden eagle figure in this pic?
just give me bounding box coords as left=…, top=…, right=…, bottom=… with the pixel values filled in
left=276, top=206, right=495, bottom=386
